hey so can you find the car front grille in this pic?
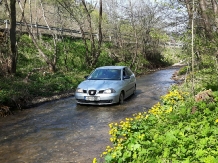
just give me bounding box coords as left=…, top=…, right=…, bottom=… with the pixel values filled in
left=77, top=99, right=113, bottom=104
left=88, top=90, right=97, bottom=95
left=98, top=90, right=104, bottom=94
left=83, top=90, right=87, bottom=93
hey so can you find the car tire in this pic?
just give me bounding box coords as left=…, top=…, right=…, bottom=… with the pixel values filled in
left=119, top=92, right=124, bottom=104
left=133, top=85, right=136, bottom=95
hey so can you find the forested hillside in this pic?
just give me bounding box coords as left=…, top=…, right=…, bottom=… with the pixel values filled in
left=0, top=0, right=180, bottom=74
left=0, top=0, right=218, bottom=113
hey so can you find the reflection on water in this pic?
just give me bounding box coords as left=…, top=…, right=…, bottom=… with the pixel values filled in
left=0, top=68, right=179, bottom=163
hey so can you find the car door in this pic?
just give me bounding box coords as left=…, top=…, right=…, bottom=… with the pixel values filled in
left=126, top=67, right=135, bottom=95
left=122, top=67, right=133, bottom=97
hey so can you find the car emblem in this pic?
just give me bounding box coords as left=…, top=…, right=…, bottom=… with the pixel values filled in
left=91, top=91, right=94, bottom=94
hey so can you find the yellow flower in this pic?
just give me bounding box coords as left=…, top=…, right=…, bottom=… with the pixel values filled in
left=110, top=137, right=116, bottom=142
left=215, top=119, right=218, bottom=123
left=93, top=157, right=97, bottom=163
left=102, top=151, right=107, bottom=155
left=166, top=106, right=173, bottom=113
left=109, top=123, right=113, bottom=128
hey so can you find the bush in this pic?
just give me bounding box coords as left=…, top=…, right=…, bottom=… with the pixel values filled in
left=178, top=66, right=189, bottom=75
left=96, top=89, right=218, bottom=163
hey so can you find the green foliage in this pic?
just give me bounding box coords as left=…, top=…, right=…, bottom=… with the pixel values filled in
left=162, top=47, right=184, bottom=65
left=96, top=51, right=115, bottom=67
left=0, top=34, right=92, bottom=107
left=0, top=85, right=14, bottom=104
left=178, top=66, right=189, bottom=75
left=150, top=28, right=169, bottom=41
left=0, top=71, right=86, bottom=107
left=17, top=34, right=44, bottom=72
left=192, top=62, right=218, bottom=92
left=56, top=38, right=87, bottom=71
left=98, top=89, right=218, bottom=163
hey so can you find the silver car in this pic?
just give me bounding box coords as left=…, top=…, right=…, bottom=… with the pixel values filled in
left=75, top=66, right=136, bottom=105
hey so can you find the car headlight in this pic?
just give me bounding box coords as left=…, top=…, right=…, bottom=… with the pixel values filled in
left=104, top=88, right=116, bottom=94
left=76, top=88, right=83, bottom=93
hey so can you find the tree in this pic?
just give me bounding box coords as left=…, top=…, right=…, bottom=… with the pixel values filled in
left=16, top=0, right=69, bottom=72
left=180, top=0, right=218, bottom=43
left=56, top=0, right=103, bottom=68
left=3, top=0, right=17, bottom=74
left=175, top=0, right=218, bottom=93
left=104, top=0, right=172, bottom=71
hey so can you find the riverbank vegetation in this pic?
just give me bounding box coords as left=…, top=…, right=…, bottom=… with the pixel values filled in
left=99, top=88, right=218, bottom=162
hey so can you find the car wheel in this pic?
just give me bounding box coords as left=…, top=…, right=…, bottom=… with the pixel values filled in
left=133, top=85, right=136, bottom=95
left=119, top=92, right=124, bottom=104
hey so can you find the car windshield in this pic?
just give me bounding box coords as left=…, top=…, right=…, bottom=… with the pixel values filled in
left=88, top=69, right=121, bottom=80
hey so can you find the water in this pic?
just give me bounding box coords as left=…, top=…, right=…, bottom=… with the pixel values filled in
left=0, top=68, right=178, bottom=163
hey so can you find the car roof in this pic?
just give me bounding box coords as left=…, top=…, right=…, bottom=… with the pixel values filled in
left=96, top=66, right=126, bottom=70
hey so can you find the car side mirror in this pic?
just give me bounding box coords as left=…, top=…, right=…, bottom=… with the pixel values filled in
left=123, top=76, right=130, bottom=80
left=84, top=75, right=89, bottom=79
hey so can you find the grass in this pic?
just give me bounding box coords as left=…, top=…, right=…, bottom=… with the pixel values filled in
left=0, top=71, right=87, bottom=109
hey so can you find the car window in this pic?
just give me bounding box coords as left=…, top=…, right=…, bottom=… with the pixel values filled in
left=123, top=67, right=133, bottom=77
left=110, top=69, right=121, bottom=80
left=126, top=67, right=133, bottom=76
left=88, top=69, right=121, bottom=80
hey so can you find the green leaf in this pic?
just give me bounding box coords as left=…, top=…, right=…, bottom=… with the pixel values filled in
left=133, top=152, right=138, bottom=159
left=203, top=155, right=216, bottom=163
left=153, top=133, right=159, bottom=139
left=139, top=148, right=148, bottom=155
left=195, top=149, right=206, bottom=158
left=163, top=148, right=170, bottom=158
left=180, top=146, right=187, bottom=154
left=105, top=155, right=113, bottom=162
left=199, top=138, right=208, bottom=146
left=203, top=108, right=211, bottom=115
left=123, top=151, right=131, bottom=159
left=133, top=144, right=141, bottom=150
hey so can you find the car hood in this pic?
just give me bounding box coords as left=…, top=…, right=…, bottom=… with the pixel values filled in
left=78, top=80, right=122, bottom=90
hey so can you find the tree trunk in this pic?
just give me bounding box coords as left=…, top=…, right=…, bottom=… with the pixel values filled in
left=184, top=0, right=193, bottom=28
left=8, top=0, right=17, bottom=74
left=199, top=0, right=212, bottom=39
left=81, top=0, right=96, bottom=67
left=94, top=0, right=103, bottom=66
left=29, top=0, right=33, bottom=36
left=211, top=0, right=218, bottom=31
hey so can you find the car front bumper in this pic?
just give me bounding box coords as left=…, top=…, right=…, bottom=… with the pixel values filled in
left=75, top=93, right=120, bottom=105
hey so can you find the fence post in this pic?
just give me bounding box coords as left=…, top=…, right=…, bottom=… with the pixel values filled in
left=4, top=20, right=9, bottom=29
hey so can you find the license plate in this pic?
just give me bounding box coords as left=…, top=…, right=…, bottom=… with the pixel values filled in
left=85, top=96, right=100, bottom=101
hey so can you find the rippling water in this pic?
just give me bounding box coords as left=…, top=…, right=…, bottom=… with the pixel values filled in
left=0, top=68, right=179, bottom=163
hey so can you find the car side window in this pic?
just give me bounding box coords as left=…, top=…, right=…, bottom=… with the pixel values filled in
left=126, top=68, right=133, bottom=76
left=123, top=67, right=132, bottom=77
